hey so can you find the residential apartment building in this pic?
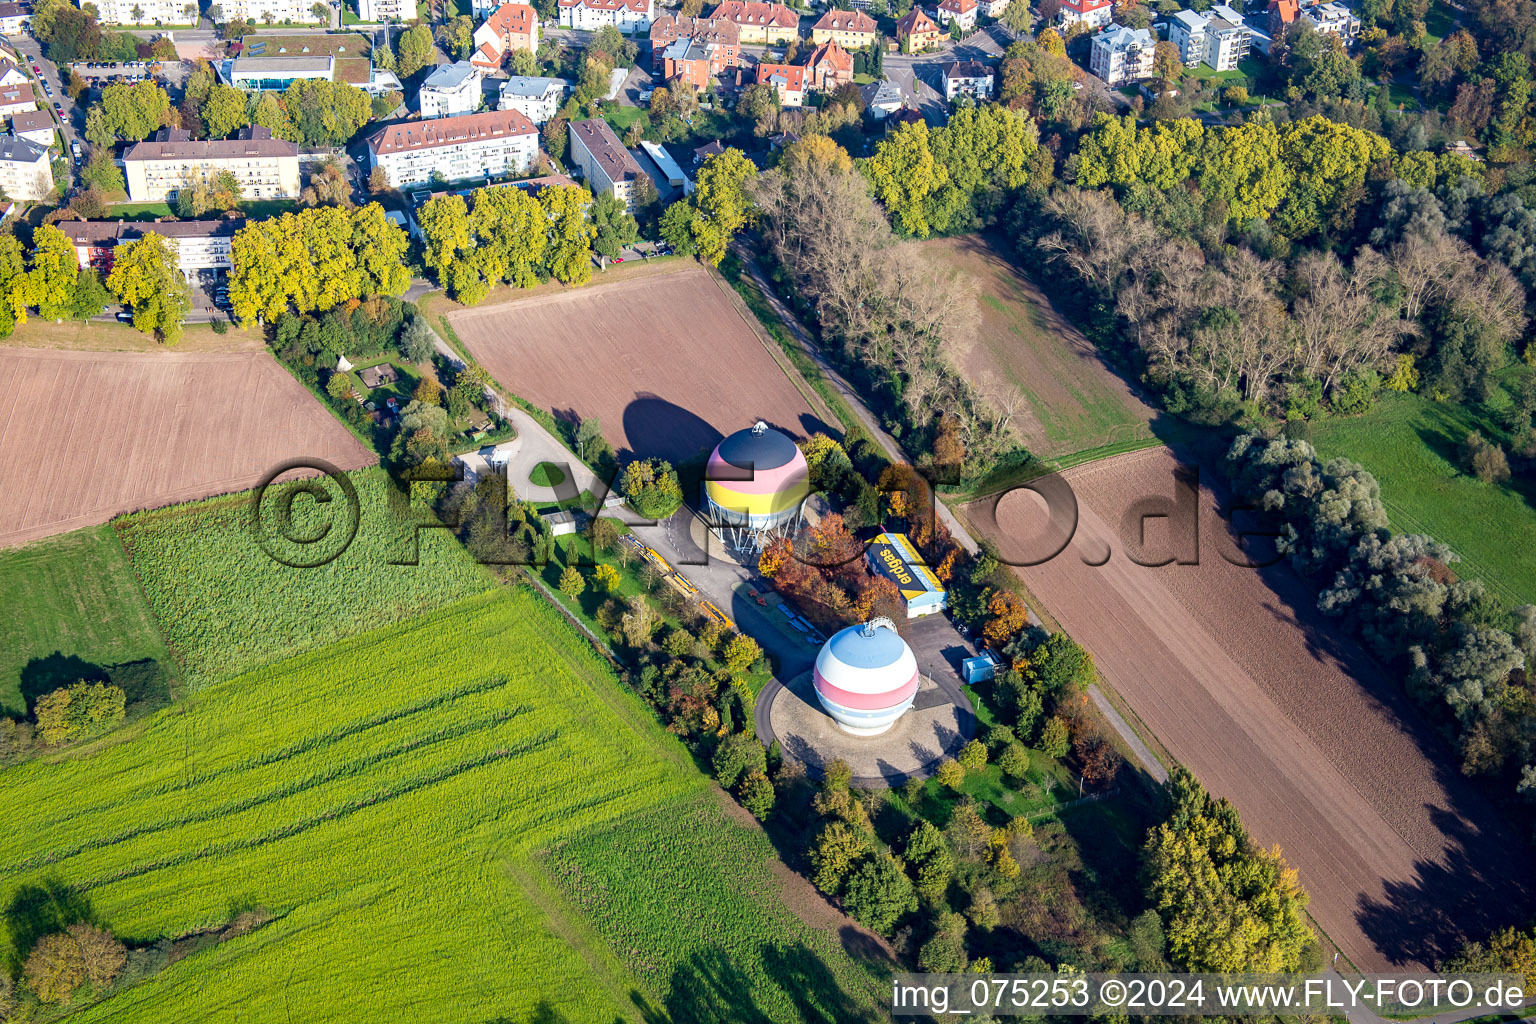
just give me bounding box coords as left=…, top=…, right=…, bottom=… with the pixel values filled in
left=941, top=59, right=993, bottom=101
left=123, top=127, right=301, bottom=202
left=1168, top=5, right=1249, bottom=70
left=754, top=61, right=804, bottom=105
left=1089, top=24, right=1154, bottom=85
left=1202, top=6, right=1250, bottom=70
left=710, top=0, right=799, bottom=45
left=809, top=9, right=876, bottom=49
left=567, top=118, right=644, bottom=211
left=981, top=0, right=1010, bottom=16
left=366, top=108, right=538, bottom=189
left=217, top=0, right=326, bottom=23
left=938, top=0, right=977, bottom=32
left=1057, top=0, right=1113, bottom=30
left=0, top=84, right=33, bottom=118
left=358, top=0, right=412, bottom=19
left=1305, top=0, right=1358, bottom=42
left=894, top=8, right=944, bottom=52
left=0, top=134, right=49, bottom=200
left=0, top=3, right=31, bottom=34
left=226, top=56, right=334, bottom=90
left=419, top=61, right=483, bottom=118
left=649, top=13, right=739, bottom=72
left=471, top=3, right=539, bottom=70
left=0, top=60, right=26, bottom=88
left=860, top=79, right=903, bottom=118
left=661, top=38, right=731, bottom=88
left=86, top=0, right=191, bottom=25
left=58, top=218, right=246, bottom=274
left=556, top=0, right=653, bottom=33
left=9, top=110, right=55, bottom=148
left=498, top=75, right=568, bottom=123
left=804, top=39, right=852, bottom=92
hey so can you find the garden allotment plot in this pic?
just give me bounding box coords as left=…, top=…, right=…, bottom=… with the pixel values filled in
left=0, top=590, right=885, bottom=1022
left=0, top=347, right=372, bottom=549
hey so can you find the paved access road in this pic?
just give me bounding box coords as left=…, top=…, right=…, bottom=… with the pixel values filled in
left=9, top=35, right=82, bottom=178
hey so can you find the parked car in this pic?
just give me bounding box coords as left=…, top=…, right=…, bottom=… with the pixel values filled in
left=115, top=311, right=133, bottom=322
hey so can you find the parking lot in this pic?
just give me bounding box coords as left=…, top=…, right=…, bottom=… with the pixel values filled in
left=66, top=59, right=188, bottom=89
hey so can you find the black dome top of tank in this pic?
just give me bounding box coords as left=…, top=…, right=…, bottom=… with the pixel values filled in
left=714, top=423, right=799, bottom=470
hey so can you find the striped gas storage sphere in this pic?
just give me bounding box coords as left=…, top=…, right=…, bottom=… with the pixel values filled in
left=813, top=617, right=920, bottom=736
left=703, top=421, right=810, bottom=530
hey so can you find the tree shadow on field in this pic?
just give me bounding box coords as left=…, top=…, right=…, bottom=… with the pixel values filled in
left=481, top=999, right=581, bottom=1024
left=5, top=877, right=94, bottom=968
left=1354, top=803, right=1536, bottom=969
left=19, top=655, right=172, bottom=718
left=631, top=943, right=883, bottom=1024
left=19, top=653, right=106, bottom=715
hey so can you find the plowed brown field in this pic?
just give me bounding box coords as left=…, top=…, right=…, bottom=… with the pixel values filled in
left=448, top=263, right=833, bottom=462
left=964, top=446, right=1536, bottom=971
left=0, top=348, right=372, bottom=548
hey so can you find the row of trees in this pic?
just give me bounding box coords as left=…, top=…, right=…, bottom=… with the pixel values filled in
left=1227, top=434, right=1536, bottom=802
left=751, top=137, right=1014, bottom=479
left=418, top=184, right=610, bottom=305
left=0, top=225, right=183, bottom=341
left=228, top=204, right=411, bottom=325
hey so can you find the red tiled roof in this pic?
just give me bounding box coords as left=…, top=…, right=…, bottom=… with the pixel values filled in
left=712, top=0, right=799, bottom=29
left=811, top=9, right=875, bottom=32
left=806, top=39, right=852, bottom=73
left=472, top=41, right=501, bottom=66
left=894, top=8, right=940, bottom=35
left=1268, top=0, right=1299, bottom=21
left=939, top=0, right=976, bottom=12
left=650, top=12, right=739, bottom=46
left=1060, top=0, right=1112, bottom=10
left=755, top=61, right=805, bottom=92
left=482, top=2, right=537, bottom=36
left=367, top=108, right=537, bottom=155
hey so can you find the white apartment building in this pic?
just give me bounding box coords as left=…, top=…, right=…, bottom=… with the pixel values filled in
left=217, top=0, right=326, bottom=23
left=498, top=76, right=568, bottom=125
left=1057, top=0, right=1113, bottom=30
left=9, top=110, right=56, bottom=148
left=0, top=83, right=33, bottom=118
left=419, top=60, right=482, bottom=118
left=0, top=58, right=28, bottom=87
left=941, top=59, right=994, bottom=101
left=0, top=3, right=31, bottom=34
left=0, top=135, right=50, bottom=200
left=1168, top=4, right=1249, bottom=71
left=567, top=118, right=643, bottom=211
left=1305, top=0, right=1359, bottom=42
left=85, top=0, right=194, bottom=25
left=358, top=0, right=412, bottom=19
left=59, top=218, right=245, bottom=274
left=122, top=127, right=301, bottom=202
left=366, top=108, right=538, bottom=189
left=556, top=0, right=653, bottom=34
left=1089, top=24, right=1155, bottom=86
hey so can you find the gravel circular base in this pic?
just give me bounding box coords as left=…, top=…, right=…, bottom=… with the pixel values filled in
left=766, top=670, right=970, bottom=788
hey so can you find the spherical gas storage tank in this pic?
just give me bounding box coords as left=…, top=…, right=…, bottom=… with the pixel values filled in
left=812, top=617, right=920, bottom=737
left=703, top=421, right=810, bottom=529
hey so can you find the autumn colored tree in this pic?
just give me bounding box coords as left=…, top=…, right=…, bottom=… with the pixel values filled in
left=107, top=233, right=189, bottom=344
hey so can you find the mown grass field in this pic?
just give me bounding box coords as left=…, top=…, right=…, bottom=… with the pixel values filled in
left=114, top=468, right=496, bottom=687
left=0, top=590, right=885, bottom=1022
left=545, top=798, right=887, bottom=1024
left=1309, top=383, right=1536, bottom=607
left=914, top=236, right=1156, bottom=466
left=0, top=525, right=173, bottom=717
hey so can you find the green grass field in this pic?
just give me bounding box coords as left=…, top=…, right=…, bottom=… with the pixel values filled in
left=0, top=526, right=173, bottom=718
left=114, top=468, right=496, bottom=687
left=545, top=798, right=886, bottom=1023
left=1310, top=384, right=1536, bottom=607
left=0, top=589, right=885, bottom=1022
left=0, top=592, right=680, bottom=1021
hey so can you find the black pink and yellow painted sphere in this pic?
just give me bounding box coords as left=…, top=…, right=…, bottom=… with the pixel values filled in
left=813, top=618, right=920, bottom=737
left=703, top=422, right=810, bottom=529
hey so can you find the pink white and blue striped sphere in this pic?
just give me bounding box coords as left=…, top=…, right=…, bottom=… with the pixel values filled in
left=813, top=618, right=919, bottom=737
